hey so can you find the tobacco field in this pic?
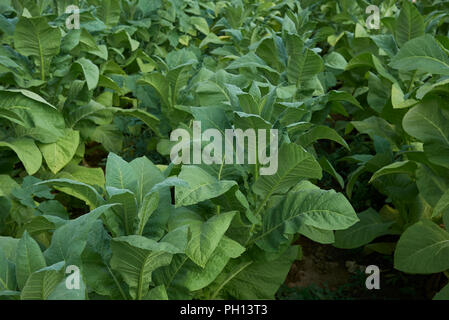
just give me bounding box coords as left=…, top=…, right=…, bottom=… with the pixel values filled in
left=0, top=0, right=449, bottom=300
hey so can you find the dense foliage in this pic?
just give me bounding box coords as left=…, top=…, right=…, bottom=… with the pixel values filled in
left=0, top=0, right=448, bottom=300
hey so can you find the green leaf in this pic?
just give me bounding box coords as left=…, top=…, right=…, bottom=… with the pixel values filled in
left=20, top=262, right=65, bottom=300
left=57, top=164, right=105, bottom=189
left=394, top=220, right=449, bottom=274
left=390, top=35, right=449, bottom=76
left=0, top=248, right=16, bottom=291
left=403, top=97, right=449, bottom=169
left=434, top=189, right=449, bottom=218
left=175, top=166, right=236, bottom=208
left=0, top=236, right=20, bottom=261
left=186, top=211, right=236, bottom=268
left=319, top=157, right=344, bottom=189
left=327, top=91, right=363, bottom=109
left=138, top=73, right=170, bottom=108
left=80, top=221, right=126, bottom=299
left=226, top=52, right=277, bottom=73
left=129, top=156, right=165, bottom=204
left=72, top=58, right=100, bottom=90
left=136, top=192, right=159, bottom=236
left=391, top=82, right=418, bottom=109
left=107, top=188, right=138, bottom=236
left=95, top=0, right=121, bottom=27
left=416, top=165, right=449, bottom=208
left=36, top=179, right=104, bottom=210
left=395, top=1, right=425, bottom=47
left=112, top=108, right=161, bottom=137
left=352, top=116, right=400, bottom=150
left=44, top=205, right=117, bottom=266
left=106, top=153, right=138, bottom=195
left=209, top=246, right=298, bottom=300
left=434, top=283, right=449, bottom=300
left=15, top=231, right=46, bottom=290
left=13, top=16, right=61, bottom=80
left=253, top=143, right=322, bottom=199
left=367, top=72, right=390, bottom=113
left=47, top=277, right=87, bottom=300
left=190, top=17, right=209, bottom=35
left=369, top=161, right=418, bottom=183
left=255, top=185, right=358, bottom=252
left=298, top=225, right=335, bottom=244
left=334, top=209, right=394, bottom=249
left=0, top=138, right=42, bottom=175
left=154, top=236, right=244, bottom=297
left=287, top=48, right=324, bottom=86
left=0, top=89, right=65, bottom=143
left=38, top=129, right=80, bottom=174
left=145, top=285, right=168, bottom=300
left=324, top=52, right=347, bottom=70
left=297, top=126, right=350, bottom=150
left=110, top=235, right=184, bottom=300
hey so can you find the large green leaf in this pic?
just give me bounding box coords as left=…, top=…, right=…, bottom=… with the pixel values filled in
left=106, top=153, right=138, bottom=194
left=44, top=205, right=117, bottom=266
left=36, top=179, right=105, bottom=210
left=254, top=184, right=358, bottom=252
left=15, top=231, right=46, bottom=290
left=403, top=97, right=449, bottom=169
left=92, top=0, right=121, bottom=27
left=0, top=138, right=42, bottom=175
left=153, top=236, right=245, bottom=298
left=72, top=58, right=100, bottom=90
left=81, top=221, right=126, bottom=299
left=186, top=211, right=236, bottom=268
left=394, top=220, right=449, bottom=274
left=369, top=161, right=418, bottom=183
left=175, top=166, right=236, bottom=208
left=110, top=235, right=185, bottom=300
left=209, top=246, right=298, bottom=300
left=129, top=156, right=165, bottom=204
left=38, top=129, right=80, bottom=174
left=395, top=1, right=425, bottom=47
left=112, top=108, right=161, bottom=137
left=0, top=248, right=16, bottom=291
left=57, top=164, right=105, bottom=189
left=138, top=73, right=170, bottom=108
left=287, top=48, right=324, bottom=87
left=47, top=277, right=87, bottom=300
left=252, top=143, right=322, bottom=199
left=20, top=262, right=65, bottom=300
left=13, top=16, right=61, bottom=80
left=107, top=188, right=138, bottom=236
left=390, top=35, right=449, bottom=76
left=0, top=236, right=20, bottom=261
left=136, top=192, right=159, bottom=236
left=297, top=126, right=350, bottom=150
left=352, top=116, right=401, bottom=150
left=334, top=209, right=393, bottom=249
left=0, top=89, right=66, bottom=143
left=434, top=189, right=449, bottom=218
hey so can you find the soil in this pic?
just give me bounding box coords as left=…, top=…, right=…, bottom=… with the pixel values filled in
left=281, top=236, right=448, bottom=300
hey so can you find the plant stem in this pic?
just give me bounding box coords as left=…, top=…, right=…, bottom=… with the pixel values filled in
left=408, top=70, right=418, bottom=93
